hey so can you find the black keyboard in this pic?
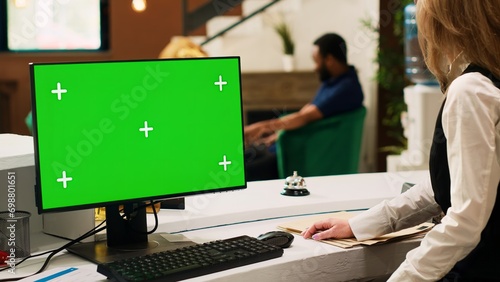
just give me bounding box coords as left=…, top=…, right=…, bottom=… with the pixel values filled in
left=97, top=235, right=284, bottom=282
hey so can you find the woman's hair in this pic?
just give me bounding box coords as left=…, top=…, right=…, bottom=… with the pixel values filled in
left=416, top=0, right=500, bottom=90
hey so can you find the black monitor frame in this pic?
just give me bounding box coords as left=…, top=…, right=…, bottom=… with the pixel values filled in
left=30, top=57, right=246, bottom=264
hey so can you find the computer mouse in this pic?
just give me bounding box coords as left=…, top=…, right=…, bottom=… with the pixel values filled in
left=257, top=231, right=294, bottom=248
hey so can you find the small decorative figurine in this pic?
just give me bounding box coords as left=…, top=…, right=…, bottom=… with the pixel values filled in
left=281, top=171, right=310, bottom=196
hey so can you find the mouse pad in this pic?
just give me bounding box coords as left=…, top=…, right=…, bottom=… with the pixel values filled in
left=278, top=211, right=434, bottom=249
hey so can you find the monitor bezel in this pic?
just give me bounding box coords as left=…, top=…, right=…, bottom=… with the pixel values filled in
left=30, top=56, right=247, bottom=214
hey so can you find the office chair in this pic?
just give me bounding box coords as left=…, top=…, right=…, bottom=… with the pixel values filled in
left=276, top=106, right=366, bottom=178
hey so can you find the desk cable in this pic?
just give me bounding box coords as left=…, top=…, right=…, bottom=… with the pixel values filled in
left=0, top=200, right=160, bottom=282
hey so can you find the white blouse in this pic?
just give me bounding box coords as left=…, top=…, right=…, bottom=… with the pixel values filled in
left=349, top=61, right=500, bottom=280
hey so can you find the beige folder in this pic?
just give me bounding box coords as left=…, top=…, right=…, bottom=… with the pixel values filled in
left=278, top=211, right=434, bottom=248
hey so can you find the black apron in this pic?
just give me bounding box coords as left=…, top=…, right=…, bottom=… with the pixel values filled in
left=429, top=65, right=500, bottom=281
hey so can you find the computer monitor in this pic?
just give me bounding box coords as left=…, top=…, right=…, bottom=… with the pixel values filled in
left=30, top=57, right=246, bottom=263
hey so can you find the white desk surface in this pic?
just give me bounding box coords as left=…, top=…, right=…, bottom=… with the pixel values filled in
left=4, top=218, right=420, bottom=282
left=0, top=170, right=429, bottom=282
left=0, top=134, right=34, bottom=170
left=151, top=170, right=427, bottom=234
left=0, top=134, right=428, bottom=281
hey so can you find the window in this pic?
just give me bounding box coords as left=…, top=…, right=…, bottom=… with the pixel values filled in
left=0, top=0, right=108, bottom=51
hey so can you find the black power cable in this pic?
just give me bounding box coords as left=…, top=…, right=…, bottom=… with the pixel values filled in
left=0, top=200, right=161, bottom=281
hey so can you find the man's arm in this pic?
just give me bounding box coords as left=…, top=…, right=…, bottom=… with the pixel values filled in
left=278, top=103, right=323, bottom=130
left=244, top=104, right=323, bottom=145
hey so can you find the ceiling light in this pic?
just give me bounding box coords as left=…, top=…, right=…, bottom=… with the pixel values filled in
left=132, top=0, right=147, bottom=13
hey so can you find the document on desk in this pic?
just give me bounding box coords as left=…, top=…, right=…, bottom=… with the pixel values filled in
left=18, top=266, right=106, bottom=282
left=278, top=211, right=434, bottom=248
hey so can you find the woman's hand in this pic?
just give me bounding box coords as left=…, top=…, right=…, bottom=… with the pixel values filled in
left=301, top=218, right=354, bottom=240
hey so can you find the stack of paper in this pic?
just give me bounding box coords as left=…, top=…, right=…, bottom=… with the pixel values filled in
left=278, top=211, right=433, bottom=248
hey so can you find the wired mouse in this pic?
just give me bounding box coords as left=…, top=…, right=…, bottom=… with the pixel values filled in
left=257, top=231, right=294, bottom=248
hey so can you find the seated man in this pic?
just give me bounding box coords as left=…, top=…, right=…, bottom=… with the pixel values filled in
left=244, top=33, right=364, bottom=181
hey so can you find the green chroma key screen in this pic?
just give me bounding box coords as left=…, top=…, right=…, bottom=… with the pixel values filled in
left=30, top=57, right=246, bottom=212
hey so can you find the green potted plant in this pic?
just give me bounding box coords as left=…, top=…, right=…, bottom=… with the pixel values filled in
left=361, top=0, right=413, bottom=156
left=273, top=21, right=295, bottom=72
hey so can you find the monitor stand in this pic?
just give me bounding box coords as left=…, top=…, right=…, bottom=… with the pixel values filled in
left=161, top=197, right=185, bottom=210
left=66, top=202, right=196, bottom=264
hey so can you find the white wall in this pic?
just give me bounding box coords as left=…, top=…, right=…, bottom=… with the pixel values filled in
left=203, top=0, right=380, bottom=172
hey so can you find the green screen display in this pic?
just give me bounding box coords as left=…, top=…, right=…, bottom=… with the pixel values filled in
left=31, top=57, right=246, bottom=212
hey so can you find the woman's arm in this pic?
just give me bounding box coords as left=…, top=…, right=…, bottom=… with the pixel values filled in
left=302, top=175, right=441, bottom=241
left=349, top=176, right=441, bottom=240
left=390, top=73, right=500, bottom=280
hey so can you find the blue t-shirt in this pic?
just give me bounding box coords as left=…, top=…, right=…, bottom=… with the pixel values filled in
left=268, top=66, right=364, bottom=154
left=311, top=66, right=364, bottom=118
